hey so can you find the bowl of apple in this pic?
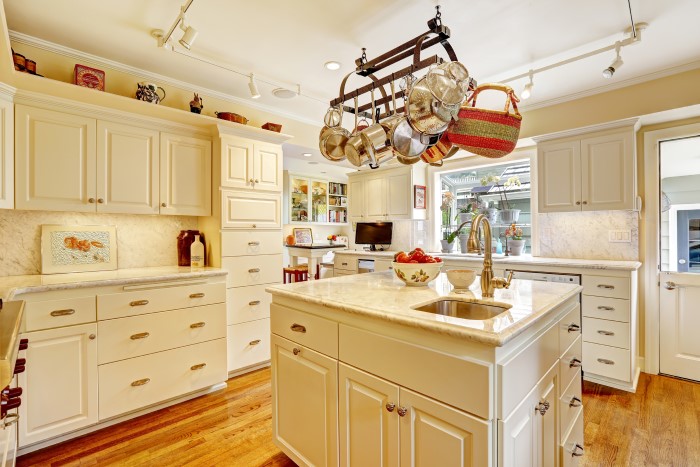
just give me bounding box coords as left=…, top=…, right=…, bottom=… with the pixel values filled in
left=392, top=248, right=443, bottom=287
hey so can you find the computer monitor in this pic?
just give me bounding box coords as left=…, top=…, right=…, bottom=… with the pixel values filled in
left=355, top=222, right=393, bottom=251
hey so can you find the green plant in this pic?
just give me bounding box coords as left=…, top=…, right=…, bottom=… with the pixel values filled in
left=453, top=203, right=477, bottom=222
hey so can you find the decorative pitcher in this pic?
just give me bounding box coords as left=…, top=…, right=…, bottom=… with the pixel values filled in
left=136, top=82, right=166, bottom=104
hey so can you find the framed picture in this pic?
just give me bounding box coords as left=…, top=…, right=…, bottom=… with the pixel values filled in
left=292, top=228, right=313, bottom=245
left=414, top=185, right=426, bottom=209
left=40, top=225, right=118, bottom=274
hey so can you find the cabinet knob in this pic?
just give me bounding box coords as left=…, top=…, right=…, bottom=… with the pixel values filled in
left=255, top=179, right=259, bottom=183
left=575, top=201, right=581, bottom=205
left=97, top=198, right=104, bottom=204
left=569, top=358, right=582, bottom=368
left=665, top=281, right=677, bottom=290
left=572, top=444, right=585, bottom=457
left=290, top=323, right=307, bottom=333
left=582, top=201, right=588, bottom=205
left=386, top=403, right=396, bottom=412
left=161, top=202, right=167, bottom=207
left=536, top=400, right=550, bottom=416
left=88, top=198, right=96, bottom=204
left=569, top=396, right=582, bottom=408
left=130, top=332, right=150, bottom=340
left=190, top=363, right=207, bottom=371
left=397, top=406, right=408, bottom=417
left=292, top=347, right=301, bottom=356
left=249, top=178, right=254, bottom=184
left=567, top=323, right=580, bottom=333
left=89, top=334, right=96, bottom=340
left=252, top=224, right=257, bottom=228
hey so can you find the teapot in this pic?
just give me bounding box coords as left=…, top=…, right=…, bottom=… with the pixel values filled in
left=136, top=82, right=166, bottom=104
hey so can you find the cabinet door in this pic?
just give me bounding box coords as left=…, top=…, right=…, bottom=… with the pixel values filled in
left=15, top=105, right=96, bottom=212
left=0, top=98, right=12, bottom=209
left=18, top=323, right=98, bottom=447
left=399, top=388, right=490, bottom=467
left=580, top=130, right=634, bottom=211
left=96, top=121, right=159, bottom=214
left=365, top=175, right=387, bottom=220
left=253, top=143, right=282, bottom=192
left=339, top=363, right=400, bottom=467
left=271, top=334, right=338, bottom=467
left=348, top=178, right=365, bottom=224
left=220, top=135, right=253, bottom=189
left=537, top=140, right=581, bottom=213
left=221, top=189, right=281, bottom=229
left=160, top=133, right=211, bottom=216
left=289, top=176, right=310, bottom=223
left=386, top=169, right=411, bottom=219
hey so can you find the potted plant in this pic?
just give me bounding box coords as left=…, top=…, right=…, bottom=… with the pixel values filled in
left=440, top=192, right=456, bottom=252
left=480, top=174, right=522, bottom=224
left=505, top=223, right=525, bottom=256
left=327, top=234, right=338, bottom=245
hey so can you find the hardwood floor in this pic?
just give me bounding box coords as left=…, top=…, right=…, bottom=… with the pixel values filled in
left=17, top=369, right=700, bottom=466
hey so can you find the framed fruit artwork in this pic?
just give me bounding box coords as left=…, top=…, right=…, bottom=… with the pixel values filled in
left=414, top=185, right=426, bottom=209
left=74, top=64, right=105, bottom=91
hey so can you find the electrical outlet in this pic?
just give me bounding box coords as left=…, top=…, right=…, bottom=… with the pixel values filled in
left=608, top=230, right=631, bottom=243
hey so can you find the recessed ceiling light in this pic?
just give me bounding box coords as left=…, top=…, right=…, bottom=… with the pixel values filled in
left=272, top=88, right=297, bottom=99
left=324, top=61, right=341, bottom=71
left=302, top=153, right=312, bottom=157
left=308, top=161, right=318, bottom=165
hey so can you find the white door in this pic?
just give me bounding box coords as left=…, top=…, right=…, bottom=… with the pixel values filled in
left=220, top=135, right=253, bottom=189
left=580, top=130, right=634, bottom=211
left=365, top=175, right=387, bottom=220
left=348, top=178, right=365, bottom=225
left=537, top=139, right=580, bottom=213
left=253, top=143, right=282, bottom=192
left=658, top=135, right=700, bottom=381
left=160, top=133, right=211, bottom=216
left=386, top=169, right=411, bottom=219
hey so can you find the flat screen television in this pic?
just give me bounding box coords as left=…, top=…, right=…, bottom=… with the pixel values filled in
left=355, top=222, right=393, bottom=251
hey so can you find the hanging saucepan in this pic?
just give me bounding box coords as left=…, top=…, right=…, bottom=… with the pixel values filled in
left=345, top=96, right=371, bottom=167
left=319, top=105, right=349, bottom=162
left=388, top=75, right=428, bottom=160
left=361, top=86, right=393, bottom=168
left=380, top=79, right=405, bottom=155
left=420, top=132, right=458, bottom=167
left=323, top=106, right=343, bottom=128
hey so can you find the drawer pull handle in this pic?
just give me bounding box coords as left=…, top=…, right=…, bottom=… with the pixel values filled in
left=248, top=268, right=260, bottom=273
left=248, top=241, right=260, bottom=246
left=569, top=358, right=582, bottom=368
left=535, top=400, right=550, bottom=416
left=597, top=284, right=615, bottom=290
left=597, top=305, right=615, bottom=311
left=249, top=300, right=261, bottom=306
left=131, top=378, right=150, bottom=387
left=291, top=323, right=306, bottom=333
left=130, top=332, right=150, bottom=340
left=292, top=347, right=301, bottom=355
left=665, top=281, right=677, bottom=290
left=190, top=363, right=207, bottom=371
left=397, top=406, right=408, bottom=417
left=567, top=323, right=580, bottom=333
left=190, top=322, right=206, bottom=329
left=386, top=403, right=396, bottom=412
left=189, top=293, right=205, bottom=298
left=50, top=309, right=75, bottom=317
left=249, top=339, right=261, bottom=346
left=597, top=330, right=615, bottom=336
left=569, top=396, right=582, bottom=408
left=572, top=444, right=585, bottom=457
left=130, top=300, right=149, bottom=307
left=342, top=262, right=348, bottom=266
left=597, top=358, right=615, bottom=365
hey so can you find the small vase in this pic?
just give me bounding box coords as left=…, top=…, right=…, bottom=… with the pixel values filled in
left=509, top=239, right=525, bottom=256
left=486, top=208, right=499, bottom=224
left=440, top=239, right=455, bottom=253
left=329, top=239, right=334, bottom=245
left=458, top=212, right=472, bottom=225
left=458, top=233, right=469, bottom=254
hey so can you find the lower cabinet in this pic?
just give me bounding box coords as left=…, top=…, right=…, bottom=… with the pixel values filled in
left=18, top=323, right=98, bottom=447
left=227, top=318, right=271, bottom=373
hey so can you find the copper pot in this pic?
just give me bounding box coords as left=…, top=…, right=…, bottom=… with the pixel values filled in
left=215, top=112, right=248, bottom=124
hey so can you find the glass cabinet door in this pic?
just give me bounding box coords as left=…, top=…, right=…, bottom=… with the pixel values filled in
left=290, top=177, right=309, bottom=222
left=311, top=180, right=328, bottom=223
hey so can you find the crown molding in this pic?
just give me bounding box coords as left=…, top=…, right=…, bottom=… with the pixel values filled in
left=0, top=81, right=16, bottom=101
left=532, top=117, right=641, bottom=142
left=9, top=30, right=321, bottom=127
left=216, top=124, right=292, bottom=144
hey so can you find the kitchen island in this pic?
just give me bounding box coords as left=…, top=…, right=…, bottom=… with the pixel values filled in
left=267, top=271, right=585, bottom=466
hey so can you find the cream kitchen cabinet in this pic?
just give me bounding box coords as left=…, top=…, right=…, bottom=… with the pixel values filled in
left=537, top=122, right=637, bottom=213
left=348, top=165, right=426, bottom=222
left=218, top=135, right=282, bottom=192
left=0, top=96, right=13, bottom=209
left=347, top=177, right=365, bottom=225
left=159, top=132, right=212, bottom=216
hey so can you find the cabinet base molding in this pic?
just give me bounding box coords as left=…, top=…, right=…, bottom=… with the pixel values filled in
left=583, top=366, right=640, bottom=393
left=17, top=382, right=226, bottom=456
left=228, top=360, right=271, bottom=379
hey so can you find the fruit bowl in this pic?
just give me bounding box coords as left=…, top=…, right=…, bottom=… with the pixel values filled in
left=446, top=269, right=477, bottom=289
left=392, top=261, right=442, bottom=287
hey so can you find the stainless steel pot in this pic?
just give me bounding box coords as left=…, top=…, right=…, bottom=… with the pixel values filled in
left=320, top=104, right=349, bottom=162
left=406, top=70, right=462, bottom=136
left=387, top=76, right=427, bottom=159
left=345, top=97, right=371, bottom=167
left=361, top=87, right=392, bottom=168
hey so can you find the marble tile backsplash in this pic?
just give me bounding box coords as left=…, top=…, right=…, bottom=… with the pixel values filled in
left=537, top=210, right=639, bottom=261
left=0, top=210, right=198, bottom=276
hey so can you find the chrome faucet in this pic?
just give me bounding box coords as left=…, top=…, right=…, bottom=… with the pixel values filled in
left=466, top=214, right=513, bottom=298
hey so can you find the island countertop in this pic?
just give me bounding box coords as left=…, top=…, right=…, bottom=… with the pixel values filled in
left=266, top=271, right=582, bottom=346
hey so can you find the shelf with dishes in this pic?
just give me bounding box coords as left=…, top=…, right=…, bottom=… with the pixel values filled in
left=286, top=172, right=348, bottom=225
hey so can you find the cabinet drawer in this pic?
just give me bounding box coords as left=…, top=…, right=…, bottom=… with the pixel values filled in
left=98, top=338, right=227, bottom=420
left=227, top=284, right=271, bottom=325
left=334, top=256, right=358, bottom=272
left=582, top=275, right=629, bottom=299
left=222, top=254, right=282, bottom=288
left=271, top=304, right=338, bottom=358
left=560, top=408, right=584, bottom=467
left=558, top=303, right=581, bottom=357
left=559, top=336, right=582, bottom=397
left=221, top=189, right=281, bottom=229
left=333, top=270, right=355, bottom=277
left=583, top=341, right=631, bottom=382
left=373, top=259, right=393, bottom=272
left=340, top=324, right=491, bottom=419
left=582, top=317, right=629, bottom=349
left=227, top=318, right=270, bottom=372
left=559, top=371, right=583, bottom=438
left=98, top=282, right=225, bottom=320
left=97, top=303, right=226, bottom=364
left=221, top=230, right=283, bottom=257
left=24, top=296, right=96, bottom=331
left=582, top=295, right=630, bottom=322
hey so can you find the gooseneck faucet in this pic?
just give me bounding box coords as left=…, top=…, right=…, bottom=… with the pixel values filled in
left=466, top=214, right=513, bottom=298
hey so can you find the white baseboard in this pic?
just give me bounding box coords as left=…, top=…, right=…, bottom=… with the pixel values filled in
left=228, top=360, right=271, bottom=378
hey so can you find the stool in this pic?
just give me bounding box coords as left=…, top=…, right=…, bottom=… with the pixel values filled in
left=283, top=265, right=309, bottom=283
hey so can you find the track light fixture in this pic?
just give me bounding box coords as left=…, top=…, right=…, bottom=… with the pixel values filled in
left=248, top=74, right=261, bottom=99
left=521, top=70, right=534, bottom=100
left=602, top=42, right=623, bottom=79
left=154, top=0, right=198, bottom=50
left=178, top=14, right=198, bottom=50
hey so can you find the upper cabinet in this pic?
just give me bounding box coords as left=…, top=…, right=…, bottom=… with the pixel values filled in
left=14, top=104, right=212, bottom=216
left=348, top=165, right=426, bottom=222
left=0, top=96, right=13, bottom=209
left=286, top=172, right=347, bottom=224
left=537, top=122, right=637, bottom=213
left=219, top=135, right=282, bottom=192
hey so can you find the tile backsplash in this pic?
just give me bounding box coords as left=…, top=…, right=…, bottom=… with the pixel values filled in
left=537, top=210, right=639, bottom=261
left=0, top=210, right=198, bottom=276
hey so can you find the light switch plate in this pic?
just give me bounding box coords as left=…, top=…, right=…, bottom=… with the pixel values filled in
left=608, top=230, right=631, bottom=243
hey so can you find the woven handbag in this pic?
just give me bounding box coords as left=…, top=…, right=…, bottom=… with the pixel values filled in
left=447, top=83, right=522, bottom=158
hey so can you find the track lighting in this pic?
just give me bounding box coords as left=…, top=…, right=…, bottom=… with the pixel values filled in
left=178, top=19, right=198, bottom=50
left=521, top=71, right=534, bottom=100
left=154, top=1, right=198, bottom=50
left=248, top=74, right=261, bottom=99
left=602, top=43, right=623, bottom=79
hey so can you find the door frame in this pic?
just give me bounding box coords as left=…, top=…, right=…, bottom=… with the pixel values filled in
left=643, top=122, right=700, bottom=374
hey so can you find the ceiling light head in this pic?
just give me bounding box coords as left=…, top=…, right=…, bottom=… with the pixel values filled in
left=603, top=44, right=624, bottom=79
left=179, top=25, right=198, bottom=49
left=272, top=88, right=298, bottom=99
left=324, top=61, right=341, bottom=71
left=521, top=71, right=534, bottom=100
left=248, top=73, right=261, bottom=99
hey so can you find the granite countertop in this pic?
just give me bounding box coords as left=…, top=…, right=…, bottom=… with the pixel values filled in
left=0, top=266, right=228, bottom=301
left=436, top=253, right=641, bottom=271
left=267, top=271, right=582, bottom=346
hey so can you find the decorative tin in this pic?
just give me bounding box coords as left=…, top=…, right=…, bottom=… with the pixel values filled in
left=74, top=64, right=105, bottom=91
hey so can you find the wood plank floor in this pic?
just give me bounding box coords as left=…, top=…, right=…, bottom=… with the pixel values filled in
left=17, top=369, right=700, bottom=466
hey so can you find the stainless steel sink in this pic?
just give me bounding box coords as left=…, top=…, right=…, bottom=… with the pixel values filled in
left=412, top=299, right=511, bottom=320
